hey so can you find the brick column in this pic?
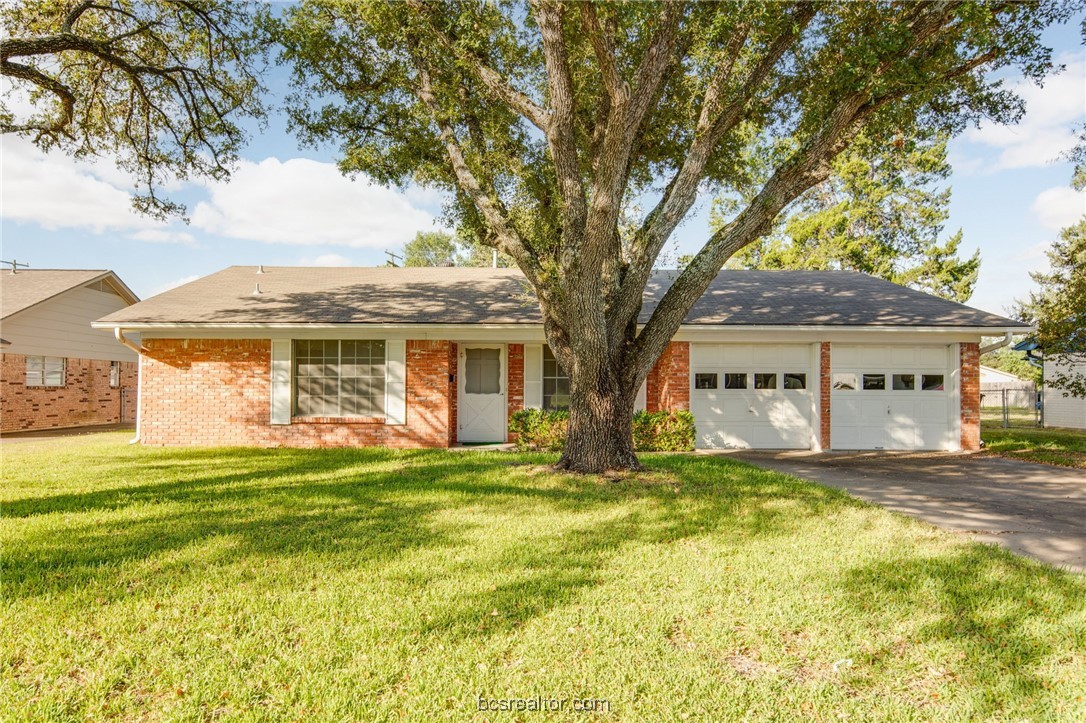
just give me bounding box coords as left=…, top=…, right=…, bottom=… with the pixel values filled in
left=646, top=342, right=690, bottom=412
left=819, top=342, right=832, bottom=450
left=960, top=342, right=981, bottom=451
left=506, top=343, right=524, bottom=443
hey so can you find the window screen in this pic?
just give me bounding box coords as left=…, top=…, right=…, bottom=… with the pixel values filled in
left=542, top=346, right=569, bottom=410
left=466, top=348, right=502, bottom=395
left=293, top=340, right=386, bottom=417
left=110, top=361, right=121, bottom=388
left=26, top=356, right=65, bottom=387
left=694, top=372, right=718, bottom=390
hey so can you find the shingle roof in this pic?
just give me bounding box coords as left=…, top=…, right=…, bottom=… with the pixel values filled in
left=94, top=265, right=1027, bottom=329
left=1, top=269, right=138, bottom=319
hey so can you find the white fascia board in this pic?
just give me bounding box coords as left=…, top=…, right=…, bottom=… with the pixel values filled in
left=93, top=321, right=1030, bottom=343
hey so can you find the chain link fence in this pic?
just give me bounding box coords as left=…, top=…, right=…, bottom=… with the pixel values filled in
left=980, top=384, right=1042, bottom=428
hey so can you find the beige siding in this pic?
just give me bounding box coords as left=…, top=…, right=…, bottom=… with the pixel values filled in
left=2, top=286, right=137, bottom=361
left=1043, top=358, right=1086, bottom=430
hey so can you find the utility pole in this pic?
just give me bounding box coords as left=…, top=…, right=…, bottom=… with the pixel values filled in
left=0, top=259, right=29, bottom=274
left=384, top=250, right=403, bottom=267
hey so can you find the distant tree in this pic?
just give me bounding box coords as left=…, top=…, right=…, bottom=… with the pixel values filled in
left=0, top=0, right=264, bottom=219
left=403, top=230, right=513, bottom=267
left=719, top=132, right=980, bottom=302
left=1019, top=217, right=1086, bottom=397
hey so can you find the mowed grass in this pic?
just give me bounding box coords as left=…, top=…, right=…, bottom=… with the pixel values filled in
left=982, top=409, right=1086, bottom=469
left=2, top=434, right=1085, bottom=721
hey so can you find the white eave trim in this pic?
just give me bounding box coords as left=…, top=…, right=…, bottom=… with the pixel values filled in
left=92, top=321, right=1032, bottom=334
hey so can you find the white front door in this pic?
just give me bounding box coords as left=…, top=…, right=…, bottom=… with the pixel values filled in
left=459, top=345, right=507, bottom=443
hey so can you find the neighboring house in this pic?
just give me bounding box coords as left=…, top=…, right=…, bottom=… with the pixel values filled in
left=979, top=365, right=1027, bottom=385
left=1042, top=357, right=1086, bottom=430
left=93, top=266, right=1027, bottom=452
left=1, top=269, right=140, bottom=432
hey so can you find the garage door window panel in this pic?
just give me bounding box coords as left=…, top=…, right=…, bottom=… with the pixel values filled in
left=833, top=373, right=857, bottom=391
left=863, top=374, right=886, bottom=391
left=694, top=373, right=718, bottom=390
left=783, top=373, right=806, bottom=390
left=922, top=374, right=945, bottom=391
left=893, top=374, right=915, bottom=391
left=754, top=373, right=777, bottom=390
left=724, top=373, right=748, bottom=390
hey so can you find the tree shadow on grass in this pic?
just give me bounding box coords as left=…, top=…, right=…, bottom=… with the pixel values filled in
left=837, top=546, right=1086, bottom=718
left=4, top=450, right=856, bottom=648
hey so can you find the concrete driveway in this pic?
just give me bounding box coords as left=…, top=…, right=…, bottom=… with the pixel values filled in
left=726, top=451, right=1086, bottom=574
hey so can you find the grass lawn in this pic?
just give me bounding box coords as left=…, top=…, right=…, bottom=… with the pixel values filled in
left=982, top=408, right=1086, bottom=469
left=3, top=434, right=1085, bottom=721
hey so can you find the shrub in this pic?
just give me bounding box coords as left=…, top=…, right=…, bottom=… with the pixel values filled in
left=508, top=408, right=695, bottom=453
left=508, top=408, right=569, bottom=452
left=632, top=409, right=696, bottom=452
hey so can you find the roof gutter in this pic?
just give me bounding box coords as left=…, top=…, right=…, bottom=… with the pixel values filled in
left=114, top=327, right=146, bottom=355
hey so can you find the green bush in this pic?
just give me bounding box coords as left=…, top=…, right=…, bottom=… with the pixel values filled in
left=509, top=408, right=695, bottom=453
left=632, top=409, right=696, bottom=452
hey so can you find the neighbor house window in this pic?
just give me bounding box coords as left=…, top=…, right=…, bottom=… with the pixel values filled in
left=543, top=346, right=570, bottom=411
left=110, top=361, right=121, bottom=388
left=26, top=356, right=65, bottom=387
left=293, top=340, right=386, bottom=417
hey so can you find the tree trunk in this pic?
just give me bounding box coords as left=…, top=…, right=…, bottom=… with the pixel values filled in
left=556, top=375, right=641, bottom=474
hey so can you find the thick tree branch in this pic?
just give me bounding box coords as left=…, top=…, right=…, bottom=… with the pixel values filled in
left=404, top=0, right=550, bottom=131
left=579, top=4, right=626, bottom=105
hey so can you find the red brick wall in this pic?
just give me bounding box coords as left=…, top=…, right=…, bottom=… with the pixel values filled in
left=506, top=343, right=524, bottom=442
left=819, top=342, right=832, bottom=450
left=646, top=342, right=690, bottom=413
left=960, top=342, right=981, bottom=451
left=139, top=338, right=455, bottom=448
left=1, top=353, right=136, bottom=432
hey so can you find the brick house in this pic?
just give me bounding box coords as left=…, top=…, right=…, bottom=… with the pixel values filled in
left=93, top=266, right=1026, bottom=451
left=2, top=269, right=140, bottom=433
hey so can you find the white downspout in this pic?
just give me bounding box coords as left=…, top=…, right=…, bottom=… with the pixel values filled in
left=114, top=328, right=145, bottom=444
left=979, top=331, right=1015, bottom=355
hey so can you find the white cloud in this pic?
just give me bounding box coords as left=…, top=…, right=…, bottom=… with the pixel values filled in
left=127, top=229, right=198, bottom=245
left=189, top=157, right=435, bottom=248
left=1030, top=186, right=1085, bottom=230
left=148, top=274, right=200, bottom=297
left=0, top=135, right=157, bottom=233
left=298, top=253, right=353, bottom=266
left=962, top=53, right=1086, bottom=171
left=0, top=134, right=193, bottom=242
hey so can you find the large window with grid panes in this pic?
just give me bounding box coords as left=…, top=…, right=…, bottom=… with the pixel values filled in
left=26, top=356, right=65, bottom=387
left=542, top=345, right=570, bottom=411
left=293, top=340, right=386, bottom=417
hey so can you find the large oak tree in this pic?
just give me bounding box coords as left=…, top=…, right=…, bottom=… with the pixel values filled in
left=1, top=1, right=264, bottom=219
left=269, top=0, right=1070, bottom=472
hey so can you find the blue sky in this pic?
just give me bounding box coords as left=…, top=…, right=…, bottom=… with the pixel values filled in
left=2, top=16, right=1083, bottom=316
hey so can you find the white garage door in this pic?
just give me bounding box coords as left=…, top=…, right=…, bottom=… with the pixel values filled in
left=691, top=344, right=814, bottom=450
left=830, top=345, right=956, bottom=450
